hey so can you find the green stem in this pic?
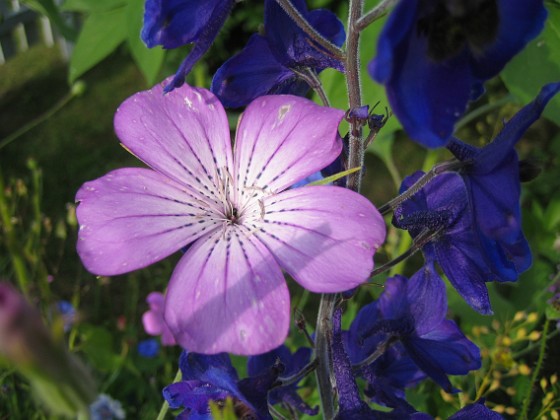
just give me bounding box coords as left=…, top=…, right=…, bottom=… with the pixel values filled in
left=156, top=368, right=182, bottom=420
left=520, top=318, right=550, bottom=419
left=455, top=95, right=513, bottom=131
left=314, top=293, right=338, bottom=419
left=355, top=0, right=399, bottom=31
left=273, top=0, right=345, bottom=61
left=0, top=171, right=30, bottom=295
left=0, top=89, right=76, bottom=151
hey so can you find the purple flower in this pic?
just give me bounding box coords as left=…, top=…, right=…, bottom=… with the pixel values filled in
left=142, top=291, right=176, bottom=346
left=348, top=267, right=481, bottom=393
left=248, top=345, right=318, bottom=415
left=332, top=308, right=430, bottom=419
left=394, top=171, right=529, bottom=313
left=449, top=398, right=503, bottom=419
left=75, top=81, right=386, bottom=355
left=211, top=0, right=345, bottom=108
left=447, top=82, right=560, bottom=243
left=142, top=0, right=235, bottom=92
left=369, top=0, right=547, bottom=147
left=163, top=351, right=278, bottom=419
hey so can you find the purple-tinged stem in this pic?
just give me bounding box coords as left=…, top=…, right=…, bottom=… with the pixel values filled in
left=345, top=0, right=364, bottom=192
left=377, top=160, right=464, bottom=215
left=314, top=292, right=338, bottom=419
left=273, top=0, right=345, bottom=61
left=356, top=0, right=399, bottom=32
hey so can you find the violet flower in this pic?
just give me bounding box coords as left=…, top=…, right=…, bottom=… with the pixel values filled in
left=332, top=308, right=430, bottom=419
left=211, top=0, right=345, bottom=108
left=142, top=0, right=235, bottom=92
left=248, top=345, right=318, bottom=415
left=394, top=171, right=530, bottom=313
left=163, top=350, right=278, bottom=419
left=142, top=291, right=176, bottom=346
left=449, top=398, right=503, bottom=419
left=369, top=0, right=547, bottom=147
left=349, top=267, right=481, bottom=393
left=75, top=81, right=386, bottom=355
left=447, top=82, right=560, bottom=243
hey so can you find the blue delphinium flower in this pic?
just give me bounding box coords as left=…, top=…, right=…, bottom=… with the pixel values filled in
left=449, top=398, right=503, bottom=419
left=344, top=305, right=426, bottom=412
left=369, top=0, right=547, bottom=147
left=211, top=0, right=345, bottom=108
left=137, top=338, right=160, bottom=358
left=248, top=345, right=318, bottom=416
left=394, top=171, right=531, bottom=313
left=447, top=82, right=560, bottom=243
left=332, top=308, right=431, bottom=419
left=163, top=351, right=280, bottom=419
left=348, top=266, right=481, bottom=393
left=142, top=0, right=235, bottom=92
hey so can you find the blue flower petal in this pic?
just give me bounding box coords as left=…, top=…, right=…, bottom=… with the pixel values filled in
left=471, top=1, right=547, bottom=79
left=211, top=34, right=306, bottom=108
left=141, top=0, right=220, bottom=48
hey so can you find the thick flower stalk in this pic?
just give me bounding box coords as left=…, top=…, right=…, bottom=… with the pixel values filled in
left=75, top=81, right=386, bottom=355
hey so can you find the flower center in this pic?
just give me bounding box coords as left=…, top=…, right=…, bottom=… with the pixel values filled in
left=417, top=0, right=499, bottom=61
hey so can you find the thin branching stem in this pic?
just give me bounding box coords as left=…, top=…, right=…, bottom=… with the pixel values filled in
left=272, top=358, right=318, bottom=389
left=273, top=0, right=345, bottom=61
left=355, top=0, right=399, bottom=32
left=292, top=67, right=330, bottom=106
left=377, top=160, right=464, bottom=215
left=369, top=227, right=442, bottom=277
left=352, top=336, right=398, bottom=370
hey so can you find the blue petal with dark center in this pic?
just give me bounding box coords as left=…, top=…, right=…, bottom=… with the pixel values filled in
left=369, top=0, right=547, bottom=147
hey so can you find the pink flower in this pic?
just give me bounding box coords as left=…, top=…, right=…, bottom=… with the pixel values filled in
left=142, top=292, right=176, bottom=346
left=75, top=81, right=385, bottom=355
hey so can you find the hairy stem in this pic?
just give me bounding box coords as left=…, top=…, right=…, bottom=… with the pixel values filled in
left=314, top=293, right=338, bottom=419
left=273, top=0, right=344, bottom=61
left=292, top=67, right=331, bottom=106
left=353, top=336, right=398, bottom=370
left=370, top=227, right=441, bottom=277
left=345, top=0, right=365, bottom=192
left=356, top=0, right=399, bottom=32
left=377, top=160, right=463, bottom=215
left=273, top=358, right=318, bottom=389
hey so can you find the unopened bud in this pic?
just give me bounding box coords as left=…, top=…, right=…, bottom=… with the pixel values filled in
left=0, top=282, right=96, bottom=416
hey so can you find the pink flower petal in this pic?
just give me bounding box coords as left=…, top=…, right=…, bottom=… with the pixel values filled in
left=114, top=80, right=234, bottom=206
left=76, top=168, right=220, bottom=275
left=233, top=95, right=344, bottom=194
left=164, top=228, right=290, bottom=355
left=254, top=186, right=386, bottom=293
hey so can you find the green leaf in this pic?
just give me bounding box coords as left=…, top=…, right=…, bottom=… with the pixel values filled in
left=69, top=6, right=128, bottom=83
left=501, top=6, right=560, bottom=126
left=307, top=166, right=361, bottom=186
left=61, top=0, right=126, bottom=12
left=80, top=325, right=120, bottom=371
left=22, top=0, right=77, bottom=41
left=543, top=197, right=560, bottom=230
left=126, top=0, right=165, bottom=85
